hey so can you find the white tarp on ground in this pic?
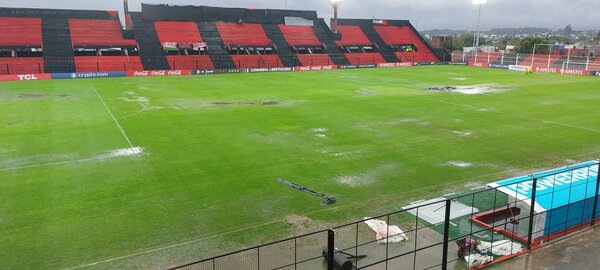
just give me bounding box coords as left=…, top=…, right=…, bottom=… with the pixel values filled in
left=465, top=253, right=494, bottom=268
left=478, top=240, right=523, bottom=256
left=363, top=217, right=408, bottom=244
left=402, top=198, right=479, bottom=225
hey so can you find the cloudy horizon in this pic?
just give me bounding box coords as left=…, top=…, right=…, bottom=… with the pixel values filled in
left=0, top=0, right=597, bottom=31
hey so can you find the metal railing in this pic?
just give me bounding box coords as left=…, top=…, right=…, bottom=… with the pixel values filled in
left=452, top=51, right=600, bottom=71
left=170, top=161, right=599, bottom=270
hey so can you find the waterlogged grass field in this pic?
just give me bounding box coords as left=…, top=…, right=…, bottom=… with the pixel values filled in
left=1, top=66, right=599, bottom=269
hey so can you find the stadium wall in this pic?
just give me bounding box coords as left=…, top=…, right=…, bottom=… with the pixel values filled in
left=2, top=60, right=599, bottom=82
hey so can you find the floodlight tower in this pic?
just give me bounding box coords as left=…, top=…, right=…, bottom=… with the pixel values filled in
left=329, top=0, right=344, bottom=34
left=472, top=0, right=488, bottom=60
left=123, top=0, right=131, bottom=30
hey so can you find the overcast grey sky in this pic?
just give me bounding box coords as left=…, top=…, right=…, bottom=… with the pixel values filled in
left=1, top=0, right=597, bottom=31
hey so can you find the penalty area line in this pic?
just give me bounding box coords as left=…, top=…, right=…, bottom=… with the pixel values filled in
left=93, top=87, right=135, bottom=149
left=0, top=156, right=106, bottom=172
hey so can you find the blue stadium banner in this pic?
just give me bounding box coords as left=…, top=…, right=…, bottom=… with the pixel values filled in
left=448, top=61, right=468, bottom=66
left=358, top=64, right=376, bottom=68
left=488, top=161, right=599, bottom=211
left=489, top=64, right=510, bottom=69
left=415, top=61, right=448, bottom=66
left=339, top=65, right=358, bottom=69
left=413, top=62, right=434, bottom=66
left=248, top=67, right=293, bottom=73
left=52, top=72, right=127, bottom=80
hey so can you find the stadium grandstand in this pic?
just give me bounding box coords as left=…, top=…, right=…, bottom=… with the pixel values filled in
left=0, top=4, right=440, bottom=74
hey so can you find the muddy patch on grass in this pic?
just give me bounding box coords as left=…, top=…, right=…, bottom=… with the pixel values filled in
left=261, top=101, right=279, bottom=106
left=428, top=84, right=510, bottom=95
left=10, top=93, right=74, bottom=100
left=212, top=101, right=280, bottom=106
left=463, top=181, right=485, bottom=189
left=386, top=118, right=431, bottom=126
left=173, top=100, right=285, bottom=110
left=18, top=94, right=47, bottom=99
left=356, top=88, right=381, bottom=96
left=317, top=147, right=366, bottom=160
left=119, top=96, right=149, bottom=103
left=286, top=215, right=329, bottom=233
left=334, top=164, right=398, bottom=187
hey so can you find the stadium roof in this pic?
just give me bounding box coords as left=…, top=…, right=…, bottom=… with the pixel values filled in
left=488, top=161, right=599, bottom=212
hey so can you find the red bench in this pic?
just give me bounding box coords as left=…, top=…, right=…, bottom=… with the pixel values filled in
left=75, top=56, right=143, bottom=72
left=216, top=23, right=272, bottom=46
left=0, top=57, right=44, bottom=75
left=231, top=55, right=283, bottom=69
left=345, top=53, right=386, bottom=65
left=155, top=21, right=203, bottom=44
left=335, top=26, right=371, bottom=46
left=166, top=55, right=214, bottom=70
left=279, top=25, right=321, bottom=46
left=0, top=17, right=42, bottom=47
left=70, top=19, right=137, bottom=47
left=374, top=26, right=437, bottom=62
left=296, top=54, right=333, bottom=66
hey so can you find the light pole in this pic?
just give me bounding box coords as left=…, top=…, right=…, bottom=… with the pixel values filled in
left=123, top=0, right=131, bottom=30
left=329, top=0, right=344, bottom=34
left=472, top=0, right=488, bottom=61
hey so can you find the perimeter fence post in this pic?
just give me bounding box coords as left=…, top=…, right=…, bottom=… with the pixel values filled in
left=527, top=178, right=538, bottom=249
left=592, top=163, right=600, bottom=226
left=327, top=228, right=335, bottom=270
left=441, top=199, right=451, bottom=270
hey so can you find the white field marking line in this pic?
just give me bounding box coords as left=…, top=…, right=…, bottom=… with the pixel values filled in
left=0, top=147, right=144, bottom=171
left=119, top=102, right=148, bottom=120
left=449, top=221, right=458, bottom=227
left=440, top=92, right=600, bottom=135
left=0, top=156, right=107, bottom=172
left=490, top=109, right=600, bottom=134
left=64, top=219, right=285, bottom=270
left=93, top=87, right=135, bottom=148
left=63, top=149, right=600, bottom=269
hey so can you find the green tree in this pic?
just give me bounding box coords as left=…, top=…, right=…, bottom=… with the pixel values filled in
left=452, top=36, right=465, bottom=50
left=594, top=32, right=600, bottom=43
left=493, top=36, right=521, bottom=50
left=548, top=36, right=573, bottom=44
left=461, top=34, right=488, bottom=48
left=442, top=40, right=454, bottom=51
left=518, top=36, right=549, bottom=53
